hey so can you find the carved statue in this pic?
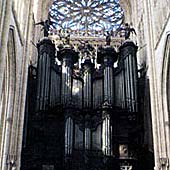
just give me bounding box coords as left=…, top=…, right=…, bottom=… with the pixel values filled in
left=105, top=31, right=111, bottom=45
left=59, top=30, right=71, bottom=46
left=123, top=23, right=137, bottom=40
left=9, top=160, right=16, bottom=170
left=35, top=19, right=51, bottom=37
left=78, top=41, right=94, bottom=60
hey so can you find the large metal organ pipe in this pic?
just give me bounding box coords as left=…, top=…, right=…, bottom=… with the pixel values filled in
left=36, top=38, right=55, bottom=111
left=85, top=127, right=91, bottom=149
left=58, top=48, right=74, bottom=105
left=81, top=59, right=94, bottom=150
left=114, top=62, right=126, bottom=109
left=103, top=48, right=116, bottom=104
left=49, top=64, right=61, bottom=107
left=93, top=78, right=103, bottom=108
left=97, top=47, right=117, bottom=105
left=57, top=47, right=78, bottom=156
left=102, top=102, right=112, bottom=156
left=72, top=78, right=83, bottom=109
left=82, top=59, right=94, bottom=108
left=120, top=41, right=138, bottom=112
left=65, top=114, right=74, bottom=155
left=97, top=47, right=116, bottom=156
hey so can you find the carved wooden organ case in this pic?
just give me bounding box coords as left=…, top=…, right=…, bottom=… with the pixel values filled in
left=22, top=38, right=141, bottom=170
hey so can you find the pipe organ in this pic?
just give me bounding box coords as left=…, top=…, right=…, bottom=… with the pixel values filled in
left=22, top=37, right=143, bottom=170
left=36, top=39, right=55, bottom=111
left=119, top=42, right=138, bottom=112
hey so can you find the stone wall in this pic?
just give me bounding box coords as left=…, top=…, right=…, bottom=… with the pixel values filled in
left=0, top=0, right=42, bottom=170
left=120, top=0, right=170, bottom=169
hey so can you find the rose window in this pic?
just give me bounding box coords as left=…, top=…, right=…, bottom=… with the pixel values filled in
left=49, top=0, right=124, bottom=34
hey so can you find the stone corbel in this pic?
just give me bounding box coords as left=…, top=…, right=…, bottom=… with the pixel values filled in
left=159, top=157, right=169, bottom=169
left=7, top=154, right=17, bottom=170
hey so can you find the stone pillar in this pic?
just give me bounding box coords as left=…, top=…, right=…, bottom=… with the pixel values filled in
left=0, top=0, right=6, bottom=35
left=97, top=46, right=117, bottom=105
left=82, top=59, right=94, bottom=108
left=36, top=38, right=55, bottom=111
left=102, top=101, right=112, bottom=156
left=143, top=1, right=170, bottom=169
left=119, top=41, right=138, bottom=112
left=0, top=0, right=12, bottom=105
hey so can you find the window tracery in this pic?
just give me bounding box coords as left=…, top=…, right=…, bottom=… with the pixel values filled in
left=49, top=0, right=124, bottom=35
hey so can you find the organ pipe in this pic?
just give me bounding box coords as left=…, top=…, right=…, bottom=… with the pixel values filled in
left=97, top=47, right=117, bottom=105
left=57, top=47, right=78, bottom=157
left=93, top=79, right=103, bottom=108
left=36, top=38, right=55, bottom=111
left=72, top=78, right=83, bottom=109
left=119, top=41, right=138, bottom=112
left=85, top=128, right=91, bottom=149
left=82, top=59, right=94, bottom=108
left=102, top=101, right=112, bottom=156
left=57, top=47, right=78, bottom=106
left=50, top=66, right=61, bottom=107
left=65, top=116, right=73, bottom=155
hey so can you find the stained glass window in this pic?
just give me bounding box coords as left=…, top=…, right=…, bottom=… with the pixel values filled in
left=49, top=0, right=124, bottom=34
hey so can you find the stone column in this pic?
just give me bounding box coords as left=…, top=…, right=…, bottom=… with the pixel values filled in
left=36, top=38, right=55, bottom=111
left=119, top=41, right=138, bottom=112
left=0, top=0, right=6, bottom=35
left=97, top=46, right=117, bottom=105
left=0, top=0, right=12, bottom=105
left=143, top=0, right=168, bottom=169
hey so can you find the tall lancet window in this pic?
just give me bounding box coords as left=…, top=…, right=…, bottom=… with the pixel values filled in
left=49, top=0, right=124, bottom=35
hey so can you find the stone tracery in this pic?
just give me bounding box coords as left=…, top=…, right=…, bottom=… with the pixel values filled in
left=49, top=0, right=124, bottom=34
